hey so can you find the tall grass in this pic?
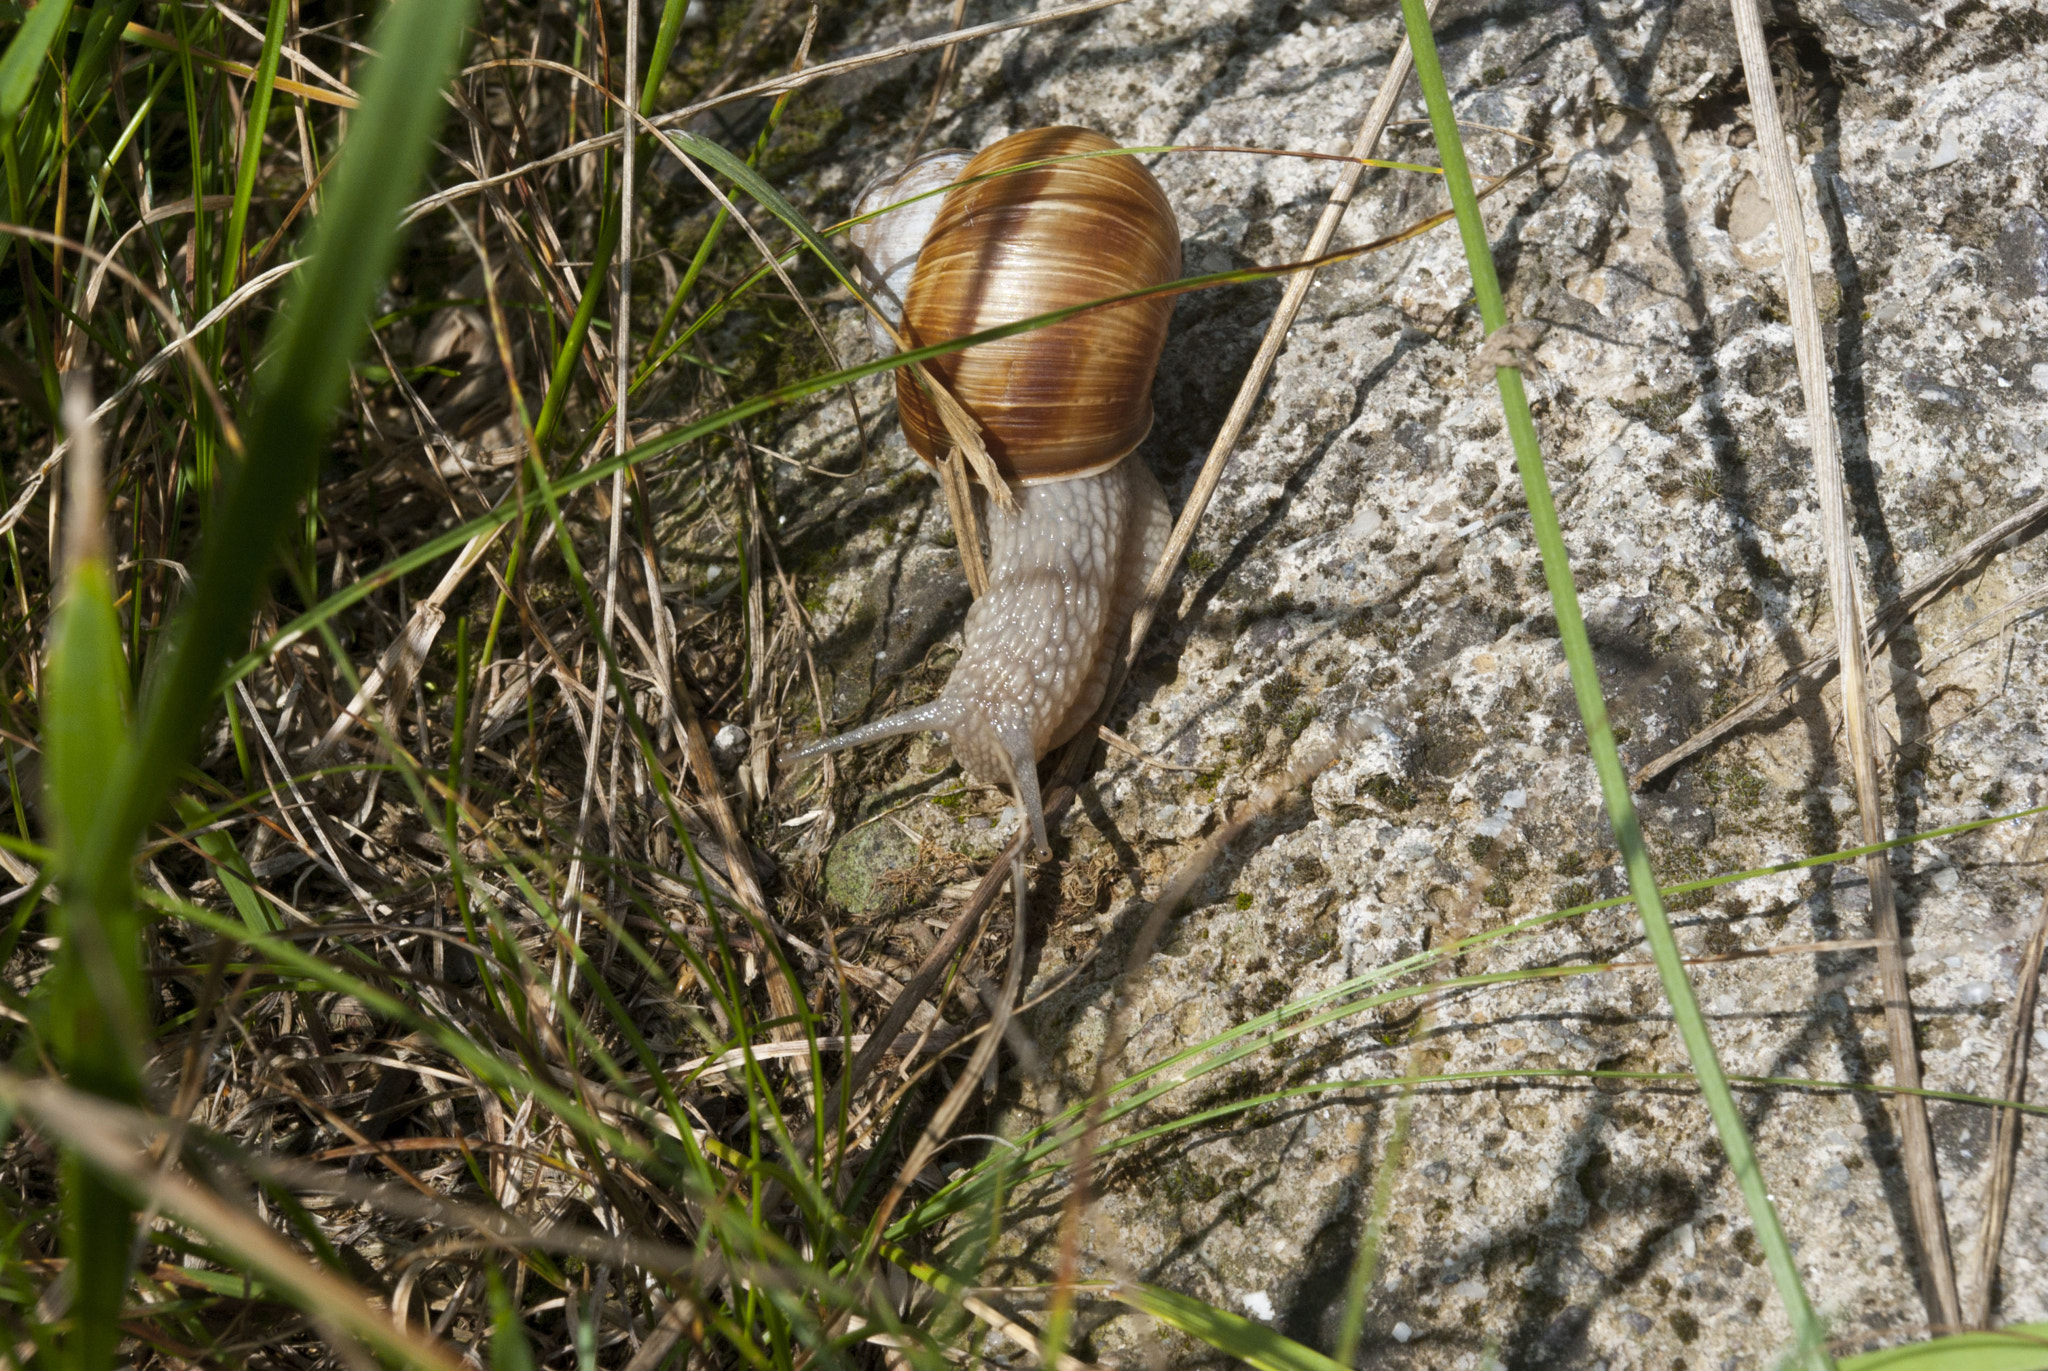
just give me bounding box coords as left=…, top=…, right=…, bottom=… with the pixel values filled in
left=26, top=2, right=472, bottom=1363
left=0, top=3, right=2038, bottom=1369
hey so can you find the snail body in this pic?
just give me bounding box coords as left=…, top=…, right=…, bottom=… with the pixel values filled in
left=805, top=128, right=1181, bottom=857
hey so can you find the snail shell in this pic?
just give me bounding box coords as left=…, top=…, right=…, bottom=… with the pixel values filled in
left=804, top=128, right=1180, bottom=858
left=896, top=127, right=1181, bottom=485
left=848, top=148, right=974, bottom=356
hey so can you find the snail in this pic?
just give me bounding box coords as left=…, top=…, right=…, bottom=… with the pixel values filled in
left=797, top=127, right=1181, bottom=860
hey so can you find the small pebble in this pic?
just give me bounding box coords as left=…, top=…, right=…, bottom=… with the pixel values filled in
left=1928, top=126, right=1961, bottom=168
left=711, top=723, right=749, bottom=769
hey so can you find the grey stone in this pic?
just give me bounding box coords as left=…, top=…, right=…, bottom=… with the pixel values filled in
left=1900, top=370, right=1979, bottom=412
left=1840, top=0, right=1922, bottom=28
left=1996, top=208, right=2048, bottom=301
left=711, top=723, right=749, bottom=769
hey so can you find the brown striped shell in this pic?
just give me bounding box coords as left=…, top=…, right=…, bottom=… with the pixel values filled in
left=894, top=127, right=1182, bottom=486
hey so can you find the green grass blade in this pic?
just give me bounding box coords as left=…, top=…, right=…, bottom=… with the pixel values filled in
left=652, top=127, right=864, bottom=298
left=530, top=199, right=621, bottom=460
left=65, top=0, right=142, bottom=119
left=1839, top=1327, right=2048, bottom=1370
left=488, top=1266, right=538, bottom=1371
left=1111, top=1282, right=1347, bottom=1371
left=79, top=0, right=476, bottom=888
left=529, top=1, right=686, bottom=460
left=1332, top=1082, right=1413, bottom=1365
left=1390, top=0, right=1829, bottom=1364
left=42, top=389, right=140, bottom=1371
left=643, top=76, right=803, bottom=363
left=640, top=0, right=693, bottom=109
left=44, top=554, right=129, bottom=864
left=219, top=0, right=289, bottom=290
left=170, top=796, right=278, bottom=933
left=890, top=803, right=2047, bottom=1239
left=0, top=0, right=70, bottom=128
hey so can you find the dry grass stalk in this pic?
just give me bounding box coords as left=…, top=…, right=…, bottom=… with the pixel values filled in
left=1108, top=0, right=1442, bottom=718
left=938, top=445, right=991, bottom=598
left=832, top=813, right=1053, bottom=1108
left=911, top=0, right=974, bottom=155
left=312, top=530, right=504, bottom=759
left=1728, top=0, right=1961, bottom=1326
left=404, top=0, right=1140, bottom=227
left=0, top=1072, right=469, bottom=1371
left=1969, top=887, right=2048, bottom=1327
left=864, top=854, right=1027, bottom=1241
left=563, top=0, right=644, bottom=947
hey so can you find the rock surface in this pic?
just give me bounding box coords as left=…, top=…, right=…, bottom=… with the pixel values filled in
left=766, top=0, right=2048, bottom=1363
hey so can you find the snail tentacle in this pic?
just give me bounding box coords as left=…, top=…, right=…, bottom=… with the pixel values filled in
left=791, top=699, right=965, bottom=763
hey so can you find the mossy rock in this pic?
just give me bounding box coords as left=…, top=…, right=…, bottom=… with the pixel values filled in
left=823, top=821, right=920, bottom=918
